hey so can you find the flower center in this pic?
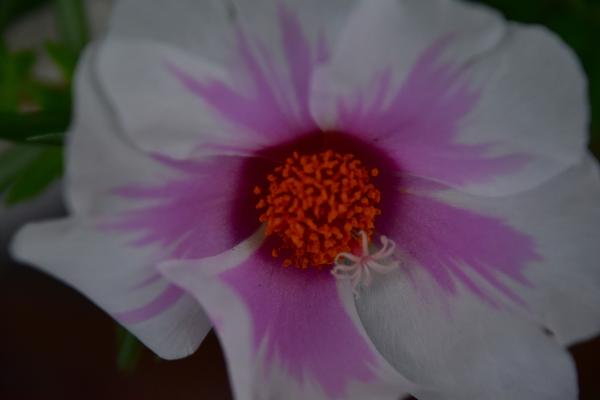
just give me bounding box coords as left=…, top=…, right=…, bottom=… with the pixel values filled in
left=254, top=149, right=381, bottom=269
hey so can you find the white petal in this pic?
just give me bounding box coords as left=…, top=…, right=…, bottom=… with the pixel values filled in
left=354, top=156, right=600, bottom=399
left=160, top=231, right=416, bottom=400
left=94, top=40, right=238, bottom=159
left=456, top=24, right=588, bottom=195
left=66, top=43, right=175, bottom=216
left=310, top=0, right=505, bottom=127
left=440, top=155, right=600, bottom=345
left=95, top=0, right=359, bottom=158
left=11, top=218, right=210, bottom=360
left=311, top=0, right=587, bottom=196
left=108, top=0, right=354, bottom=51
left=107, top=0, right=234, bottom=54
left=98, top=0, right=243, bottom=158
left=70, top=44, right=261, bottom=259
left=355, top=267, right=578, bottom=400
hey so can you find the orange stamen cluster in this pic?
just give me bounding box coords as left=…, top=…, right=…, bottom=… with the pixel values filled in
left=254, top=150, right=381, bottom=269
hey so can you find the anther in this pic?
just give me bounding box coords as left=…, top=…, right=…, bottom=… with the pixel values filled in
left=255, top=150, right=381, bottom=269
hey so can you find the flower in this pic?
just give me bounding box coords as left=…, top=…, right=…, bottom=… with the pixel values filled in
left=11, top=0, right=600, bottom=399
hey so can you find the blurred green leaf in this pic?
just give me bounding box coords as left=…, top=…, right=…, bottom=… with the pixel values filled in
left=0, top=3, right=76, bottom=200
left=52, top=0, right=89, bottom=53
left=0, top=47, right=70, bottom=145
left=1, top=145, right=62, bottom=205
left=0, top=41, right=36, bottom=111
left=116, top=327, right=145, bottom=374
left=45, top=41, right=78, bottom=80
left=0, top=40, right=72, bottom=137
left=22, top=82, right=72, bottom=112
left=0, top=145, right=44, bottom=192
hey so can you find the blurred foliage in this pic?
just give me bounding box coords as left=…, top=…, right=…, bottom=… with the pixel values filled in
left=53, top=0, right=89, bottom=53
left=0, top=0, right=87, bottom=204
left=45, top=40, right=79, bottom=80
left=0, top=42, right=67, bottom=203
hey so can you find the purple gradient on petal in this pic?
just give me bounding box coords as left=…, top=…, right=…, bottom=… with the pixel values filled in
left=131, top=272, right=163, bottom=289
left=114, top=284, right=184, bottom=324
left=221, top=254, right=376, bottom=398
left=111, top=155, right=261, bottom=260
left=168, top=32, right=295, bottom=139
left=169, top=4, right=326, bottom=144
left=112, top=5, right=330, bottom=269
left=392, top=193, right=540, bottom=305
left=107, top=5, right=333, bottom=324
left=105, top=154, right=267, bottom=323
left=402, top=174, right=448, bottom=192
left=338, top=38, right=528, bottom=186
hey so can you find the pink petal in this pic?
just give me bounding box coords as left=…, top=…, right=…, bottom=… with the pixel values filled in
left=109, top=154, right=261, bottom=260
left=311, top=0, right=586, bottom=196
left=160, top=234, right=415, bottom=399
left=335, top=38, right=528, bottom=187
left=96, top=1, right=346, bottom=159
left=220, top=258, right=376, bottom=397
left=389, top=192, right=541, bottom=306
left=427, top=157, right=600, bottom=346
left=102, top=153, right=273, bottom=323
left=113, top=284, right=185, bottom=324
left=169, top=3, right=326, bottom=146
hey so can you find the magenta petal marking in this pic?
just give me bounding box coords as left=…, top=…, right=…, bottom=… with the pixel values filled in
left=169, top=62, right=293, bottom=139
left=221, top=258, right=376, bottom=398
left=394, top=144, right=529, bottom=186
left=111, top=155, right=257, bottom=260
left=114, top=284, right=184, bottom=324
left=106, top=154, right=263, bottom=324
left=393, top=194, right=540, bottom=305
left=131, top=272, right=163, bottom=289
left=339, top=38, right=528, bottom=186
left=107, top=6, right=332, bottom=325
left=169, top=5, right=323, bottom=141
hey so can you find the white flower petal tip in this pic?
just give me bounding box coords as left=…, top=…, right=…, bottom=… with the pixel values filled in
left=331, top=231, right=399, bottom=296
